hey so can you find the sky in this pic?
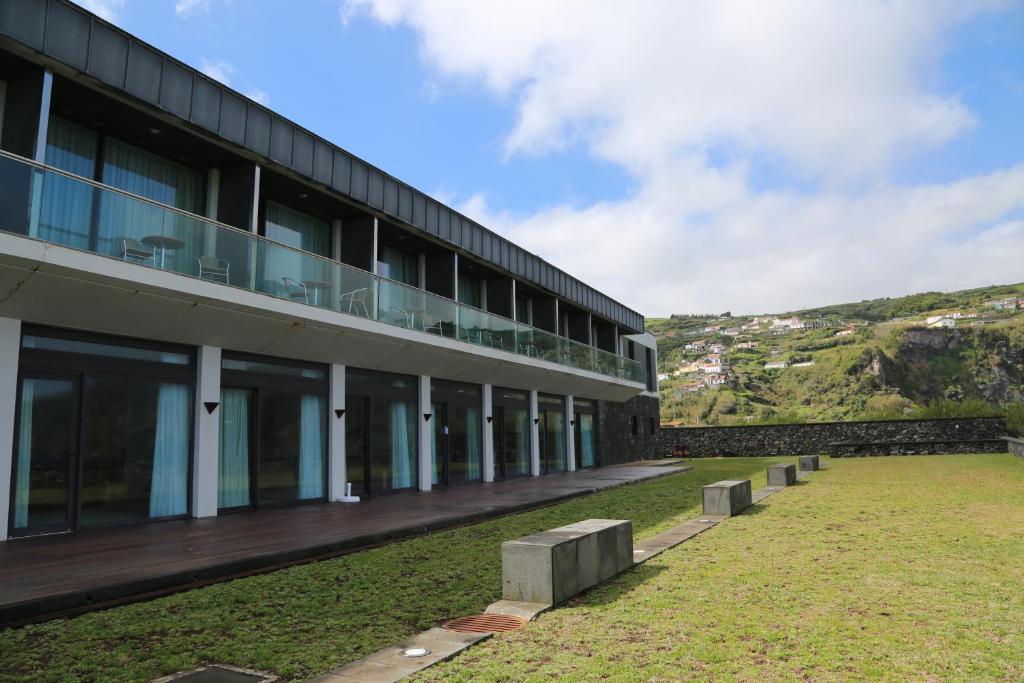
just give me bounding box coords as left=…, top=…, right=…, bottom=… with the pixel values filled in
left=76, top=0, right=1024, bottom=316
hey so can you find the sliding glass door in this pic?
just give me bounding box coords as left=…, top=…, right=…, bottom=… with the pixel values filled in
left=430, top=380, right=482, bottom=486
left=574, top=399, right=598, bottom=469
left=494, top=387, right=530, bottom=479
left=10, top=327, right=195, bottom=538
left=539, top=393, right=566, bottom=474
left=345, top=369, right=418, bottom=496
left=218, top=355, right=328, bottom=510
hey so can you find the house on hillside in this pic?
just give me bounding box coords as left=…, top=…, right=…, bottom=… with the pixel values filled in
left=703, top=373, right=728, bottom=387
left=764, top=361, right=788, bottom=370
left=736, top=341, right=760, bottom=349
left=792, top=361, right=816, bottom=367
left=928, top=318, right=955, bottom=329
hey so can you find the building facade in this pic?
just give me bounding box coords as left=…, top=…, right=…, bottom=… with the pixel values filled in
left=0, top=1, right=658, bottom=542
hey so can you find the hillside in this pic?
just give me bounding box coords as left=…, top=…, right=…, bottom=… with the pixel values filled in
left=650, top=283, right=1024, bottom=431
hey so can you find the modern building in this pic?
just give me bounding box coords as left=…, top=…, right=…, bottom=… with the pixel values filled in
left=0, top=1, right=659, bottom=542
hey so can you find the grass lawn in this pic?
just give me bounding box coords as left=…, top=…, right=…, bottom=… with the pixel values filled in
left=0, top=457, right=788, bottom=682
left=419, top=454, right=1024, bottom=682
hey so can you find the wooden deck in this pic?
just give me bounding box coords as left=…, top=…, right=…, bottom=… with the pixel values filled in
left=0, top=462, right=686, bottom=626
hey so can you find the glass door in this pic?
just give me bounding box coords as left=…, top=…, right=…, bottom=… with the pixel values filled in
left=432, top=401, right=447, bottom=486
left=10, top=375, right=80, bottom=537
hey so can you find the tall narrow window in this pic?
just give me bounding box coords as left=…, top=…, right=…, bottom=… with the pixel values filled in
left=378, top=245, right=418, bottom=285
left=458, top=275, right=482, bottom=308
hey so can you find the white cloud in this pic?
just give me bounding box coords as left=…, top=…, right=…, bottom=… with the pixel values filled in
left=345, top=0, right=1024, bottom=314
left=198, top=58, right=235, bottom=86
left=198, top=59, right=269, bottom=106
left=175, top=0, right=212, bottom=18
left=244, top=88, right=270, bottom=106
left=73, top=0, right=125, bottom=22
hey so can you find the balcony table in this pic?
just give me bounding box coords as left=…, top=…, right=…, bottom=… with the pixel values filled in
left=141, top=235, right=186, bottom=269
left=302, top=279, right=332, bottom=307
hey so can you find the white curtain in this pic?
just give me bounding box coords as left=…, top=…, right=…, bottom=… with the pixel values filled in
left=149, top=383, right=190, bottom=518
left=12, top=379, right=35, bottom=529
left=466, top=405, right=481, bottom=480
left=390, top=401, right=413, bottom=489
left=218, top=388, right=251, bottom=508
left=298, top=395, right=325, bottom=499
left=262, top=202, right=330, bottom=298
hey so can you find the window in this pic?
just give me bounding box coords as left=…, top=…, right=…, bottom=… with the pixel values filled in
left=345, top=369, right=418, bottom=495
left=458, top=275, right=482, bottom=308
left=494, top=388, right=530, bottom=478
left=431, top=380, right=483, bottom=486
left=649, top=416, right=656, bottom=434
left=631, top=415, right=638, bottom=435
left=264, top=202, right=330, bottom=258
left=378, top=245, right=418, bottom=286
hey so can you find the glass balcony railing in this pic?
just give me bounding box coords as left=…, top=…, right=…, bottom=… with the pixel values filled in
left=0, top=151, right=644, bottom=383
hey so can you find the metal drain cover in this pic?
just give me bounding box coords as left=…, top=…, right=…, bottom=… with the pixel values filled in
left=151, top=664, right=277, bottom=683
left=442, top=614, right=527, bottom=633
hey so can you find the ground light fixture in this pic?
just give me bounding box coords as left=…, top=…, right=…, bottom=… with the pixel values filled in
left=402, top=647, right=431, bottom=658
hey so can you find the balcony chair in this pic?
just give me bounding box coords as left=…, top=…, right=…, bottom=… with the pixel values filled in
left=122, top=238, right=156, bottom=266
left=423, top=314, right=446, bottom=337
left=282, top=277, right=309, bottom=304
left=339, top=287, right=370, bottom=317
left=388, top=307, right=413, bottom=328
left=197, top=256, right=230, bottom=284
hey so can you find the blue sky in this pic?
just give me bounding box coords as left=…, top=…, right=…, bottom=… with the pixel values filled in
left=81, top=0, right=1024, bottom=315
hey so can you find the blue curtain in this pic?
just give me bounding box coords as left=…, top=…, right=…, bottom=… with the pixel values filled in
left=390, top=400, right=413, bottom=489
left=218, top=388, right=251, bottom=508
left=550, top=411, right=566, bottom=471
left=149, top=383, right=190, bottom=518
left=514, top=409, right=530, bottom=475
left=39, top=117, right=97, bottom=249
left=466, top=405, right=481, bottom=480
left=580, top=414, right=596, bottom=467
left=98, top=138, right=202, bottom=265
left=298, top=394, right=325, bottom=499
left=12, top=379, right=35, bottom=529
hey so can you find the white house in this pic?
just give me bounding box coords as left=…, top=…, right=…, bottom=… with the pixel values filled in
left=764, top=361, right=788, bottom=370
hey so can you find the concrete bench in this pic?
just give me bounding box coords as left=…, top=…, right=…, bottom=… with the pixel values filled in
left=799, top=455, right=820, bottom=472
left=767, top=464, right=797, bottom=486
left=501, top=519, right=632, bottom=606
left=702, top=480, right=752, bottom=517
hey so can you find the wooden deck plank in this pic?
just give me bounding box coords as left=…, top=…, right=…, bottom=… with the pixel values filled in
left=0, top=464, right=687, bottom=626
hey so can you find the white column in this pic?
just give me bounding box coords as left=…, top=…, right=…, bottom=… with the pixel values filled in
left=482, top=384, right=494, bottom=482
left=249, top=165, right=261, bottom=232
left=565, top=395, right=576, bottom=472
left=203, top=168, right=220, bottom=258
left=510, top=279, right=518, bottom=321
left=418, top=253, right=426, bottom=289
left=328, top=364, right=346, bottom=501
left=529, top=389, right=540, bottom=476
left=418, top=375, right=432, bottom=491
left=192, top=345, right=221, bottom=518
left=371, top=217, right=379, bottom=273
left=331, top=219, right=343, bottom=306
left=0, top=317, right=22, bottom=541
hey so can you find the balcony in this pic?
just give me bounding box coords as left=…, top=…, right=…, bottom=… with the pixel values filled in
left=0, top=151, right=643, bottom=384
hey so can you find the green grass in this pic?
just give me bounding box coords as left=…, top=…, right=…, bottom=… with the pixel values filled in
left=0, top=458, right=788, bottom=682
left=418, top=454, right=1024, bottom=682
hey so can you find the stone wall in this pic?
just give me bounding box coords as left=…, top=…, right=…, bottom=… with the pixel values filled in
left=599, top=394, right=660, bottom=464
left=659, top=417, right=1008, bottom=457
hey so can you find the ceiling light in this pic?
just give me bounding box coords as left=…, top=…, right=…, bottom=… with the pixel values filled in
left=148, top=127, right=161, bottom=134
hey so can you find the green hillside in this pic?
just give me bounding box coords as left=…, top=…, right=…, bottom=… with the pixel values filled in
left=650, top=283, right=1024, bottom=432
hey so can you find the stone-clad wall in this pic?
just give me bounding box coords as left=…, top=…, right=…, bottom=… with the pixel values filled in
left=659, top=417, right=1008, bottom=457
left=599, top=394, right=660, bottom=465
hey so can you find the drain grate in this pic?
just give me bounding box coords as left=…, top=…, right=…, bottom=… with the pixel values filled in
left=442, top=614, right=527, bottom=633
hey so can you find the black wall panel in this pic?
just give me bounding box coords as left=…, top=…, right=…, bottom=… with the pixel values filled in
left=0, top=0, right=46, bottom=49
left=44, top=1, right=89, bottom=71
left=244, top=104, right=270, bottom=156
left=292, top=130, right=314, bottom=177
left=331, top=150, right=351, bottom=194
left=124, top=43, right=161, bottom=105
left=412, top=194, right=425, bottom=228
left=218, top=91, right=247, bottom=144
left=159, top=59, right=192, bottom=118
left=367, top=168, right=383, bottom=209
left=312, top=140, right=332, bottom=184
left=398, top=185, right=412, bottom=222
left=383, top=177, right=398, bottom=214
left=86, top=22, right=127, bottom=88
left=268, top=117, right=293, bottom=165
left=425, top=199, right=438, bottom=234
left=190, top=76, right=221, bottom=133
left=350, top=160, right=368, bottom=203
left=438, top=208, right=450, bottom=241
